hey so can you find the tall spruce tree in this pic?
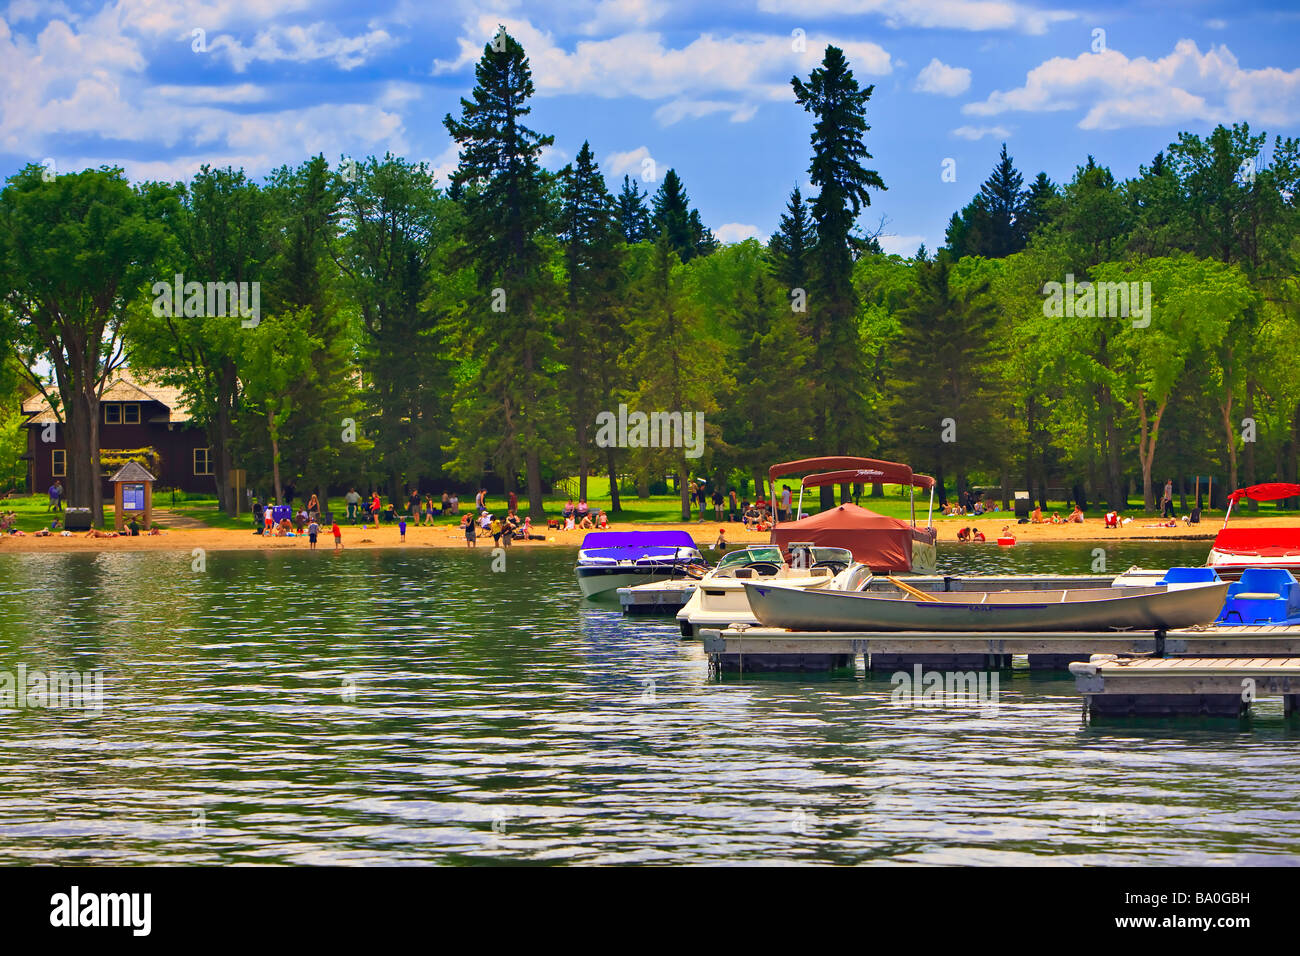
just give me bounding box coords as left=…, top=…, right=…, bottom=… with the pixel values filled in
left=767, top=186, right=816, bottom=322
left=559, top=141, right=626, bottom=506
left=946, top=144, right=1030, bottom=258
left=443, top=27, right=559, bottom=518
left=614, top=174, right=651, bottom=244
left=792, top=45, right=885, bottom=500
left=889, top=250, right=1002, bottom=502
left=651, top=169, right=695, bottom=261
left=335, top=155, right=451, bottom=502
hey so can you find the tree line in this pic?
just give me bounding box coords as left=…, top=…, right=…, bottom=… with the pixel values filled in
left=1, top=30, right=1296, bottom=524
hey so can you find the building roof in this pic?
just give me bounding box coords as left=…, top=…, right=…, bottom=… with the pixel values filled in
left=108, top=461, right=157, bottom=483
left=21, top=369, right=193, bottom=425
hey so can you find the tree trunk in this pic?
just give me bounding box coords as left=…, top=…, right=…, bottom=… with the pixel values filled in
left=270, top=425, right=283, bottom=505
left=526, top=449, right=544, bottom=519
left=605, top=448, right=621, bottom=513
left=1101, top=383, right=1124, bottom=509
left=65, top=388, right=99, bottom=524
left=1221, top=395, right=1238, bottom=494
left=1244, top=381, right=1257, bottom=511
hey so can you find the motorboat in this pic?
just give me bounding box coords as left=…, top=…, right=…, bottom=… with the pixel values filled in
left=1207, top=483, right=1300, bottom=574
left=741, top=567, right=1229, bottom=633
left=675, top=543, right=870, bottom=637
left=574, top=530, right=706, bottom=599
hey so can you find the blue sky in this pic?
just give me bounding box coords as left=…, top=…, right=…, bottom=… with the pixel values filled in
left=2, top=0, right=1298, bottom=254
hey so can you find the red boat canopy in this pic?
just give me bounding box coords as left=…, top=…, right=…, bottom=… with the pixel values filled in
left=1227, top=483, right=1300, bottom=504
left=770, top=503, right=935, bottom=572
left=769, top=457, right=934, bottom=490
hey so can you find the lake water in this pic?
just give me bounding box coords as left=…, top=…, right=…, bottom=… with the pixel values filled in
left=1, top=540, right=1298, bottom=865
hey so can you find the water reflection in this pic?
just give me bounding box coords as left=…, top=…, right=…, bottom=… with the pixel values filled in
left=0, top=542, right=1295, bottom=865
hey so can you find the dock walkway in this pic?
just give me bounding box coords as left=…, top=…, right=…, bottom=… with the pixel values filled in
left=1070, top=654, right=1300, bottom=717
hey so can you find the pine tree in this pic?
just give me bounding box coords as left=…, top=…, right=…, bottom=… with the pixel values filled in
left=651, top=169, right=695, bottom=261
left=889, top=251, right=1002, bottom=502
left=1019, top=171, right=1058, bottom=242
left=443, top=27, right=559, bottom=518
left=767, top=186, right=816, bottom=297
left=614, top=175, right=650, bottom=243
left=559, top=141, right=627, bottom=508
left=791, top=45, right=885, bottom=486
left=977, top=143, right=1028, bottom=256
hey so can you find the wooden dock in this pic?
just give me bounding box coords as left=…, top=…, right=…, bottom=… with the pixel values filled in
left=701, top=625, right=1300, bottom=672
left=1070, top=654, right=1300, bottom=717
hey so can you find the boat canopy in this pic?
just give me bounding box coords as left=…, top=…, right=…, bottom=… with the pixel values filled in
left=1226, top=482, right=1300, bottom=503
left=578, top=530, right=697, bottom=550
left=770, top=503, right=933, bottom=572
left=768, top=456, right=932, bottom=490
left=793, top=467, right=936, bottom=492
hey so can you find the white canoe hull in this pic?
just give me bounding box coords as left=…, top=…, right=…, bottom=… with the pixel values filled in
left=742, top=580, right=1230, bottom=633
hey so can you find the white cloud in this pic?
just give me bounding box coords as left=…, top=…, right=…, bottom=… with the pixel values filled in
left=1205, top=18, right=1227, bottom=30
left=209, top=23, right=396, bottom=72
left=539, top=143, right=569, bottom=168
left=605, top=145, right=653, bottom=178
left=715, top=222, right=761, bottom=243
left=915, top=57, right=971, bottom=95
left=878, top=233, right=927, bottom=256
left=951, top=124, right=1009, bottom=139
left=433, top=17, right=891, bottom=107
left=0, top=13, right=408, bottom=166
left=963, top=39, right=1300, bottom=129
left=577, top=0, right=665, bottom=36
left=653, top=98, right=758, bottom=125
left=151, top=83, right=268, bottom=104
left=755, top=0, right=1076, bottom=35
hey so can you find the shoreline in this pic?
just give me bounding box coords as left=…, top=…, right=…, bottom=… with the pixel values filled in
left=0, top=515, right=1276, bottom=554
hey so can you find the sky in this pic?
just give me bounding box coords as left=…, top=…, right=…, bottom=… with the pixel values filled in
left=2, top=0, right=1298, bottom=255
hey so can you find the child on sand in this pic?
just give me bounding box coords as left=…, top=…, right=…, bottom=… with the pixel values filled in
left=463, top=514, right=476, bottom=548
left=308, top=518, right=319, bottom=550
left=399, top=515, right=407, bottom=542
left=331, top=521, right=342, bottom=551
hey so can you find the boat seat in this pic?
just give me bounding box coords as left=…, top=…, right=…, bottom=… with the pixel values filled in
left=1216, top=568, right=1300, bottom=625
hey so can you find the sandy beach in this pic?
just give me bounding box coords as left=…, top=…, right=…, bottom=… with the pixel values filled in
left=0, top=514, right=1282, bottom=554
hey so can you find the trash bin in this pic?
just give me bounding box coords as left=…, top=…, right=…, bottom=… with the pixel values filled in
left=1013, top=492, right=1031, bottom=520
left=64, top=507, right=93, bottom=531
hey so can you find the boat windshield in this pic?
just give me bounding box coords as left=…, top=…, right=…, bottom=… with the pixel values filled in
left=716, top=547, right=785, bottom=570
left=803, top=547, right=854, bottom=565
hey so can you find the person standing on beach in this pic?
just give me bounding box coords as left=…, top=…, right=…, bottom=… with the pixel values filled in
left=398, top=514, right=407, bottom=543
left=463, top=513, right=476, bottom=548
left=508, top=490, right=518, bottom=514
left=345, top=488, right=360, bottom=524
left=331, top=520, right=342, bottom=551
left=308, top=517, right=320, bottom=550
left=1161, top=478, right=1174, bottom=518
left=781, top=485, right=792, bottom=523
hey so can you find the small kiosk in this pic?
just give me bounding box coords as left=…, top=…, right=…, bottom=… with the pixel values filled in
left=109, top=461, right=156, bottom=533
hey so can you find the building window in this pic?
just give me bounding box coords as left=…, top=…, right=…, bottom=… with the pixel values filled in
left=52, top=449, right=66, bottom=477
left=104, top=404, right=140, bottom=424
left=194, top=448, right=214, bottom=476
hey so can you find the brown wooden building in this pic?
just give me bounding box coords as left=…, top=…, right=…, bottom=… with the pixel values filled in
left=20, top=370, right=216, bottom=496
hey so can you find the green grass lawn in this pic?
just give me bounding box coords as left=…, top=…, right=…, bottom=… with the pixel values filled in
left=2, top=484, right=1292, bottom=533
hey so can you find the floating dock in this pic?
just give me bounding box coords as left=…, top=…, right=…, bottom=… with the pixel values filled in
left=618, top=581, right=696, bottom=615
left=1070, top=654, right=1300, bottom=717
left=701, top=624, right=1300, bottom=672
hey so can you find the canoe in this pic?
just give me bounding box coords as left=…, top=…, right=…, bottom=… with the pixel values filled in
left=741, top=579, right=1229, bottom=632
